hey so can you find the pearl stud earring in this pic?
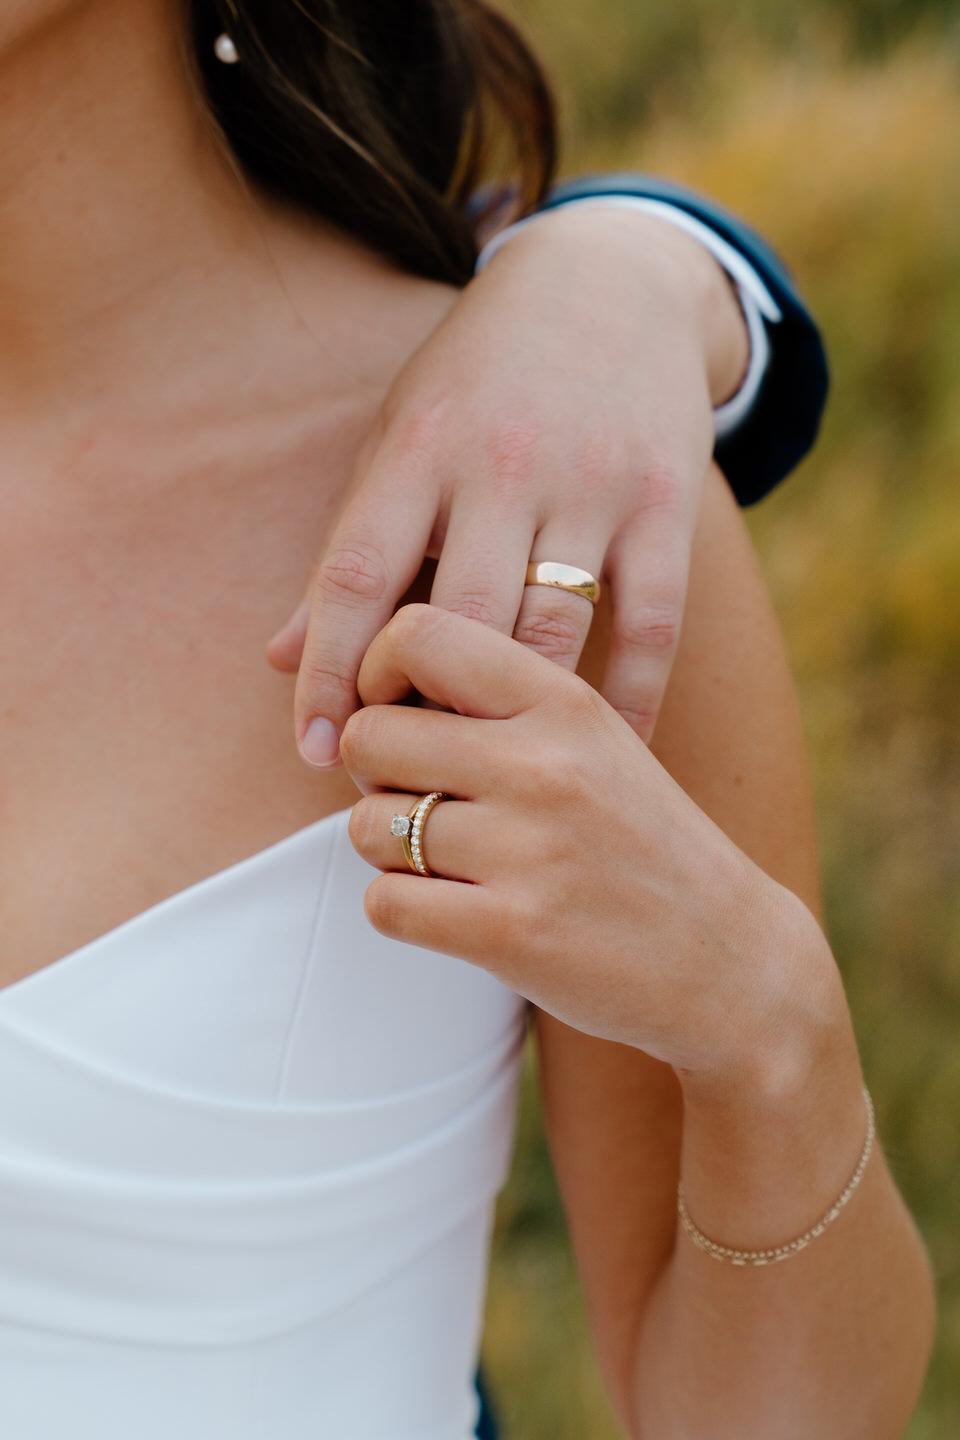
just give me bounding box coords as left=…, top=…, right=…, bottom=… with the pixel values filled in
left=214, top=33, right=239, bottom=64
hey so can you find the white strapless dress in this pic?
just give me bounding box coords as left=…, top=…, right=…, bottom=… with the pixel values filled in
left=0, top=809, right=526, bottom=1439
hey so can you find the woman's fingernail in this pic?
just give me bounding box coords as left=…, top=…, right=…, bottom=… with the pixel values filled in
left=300, top=717, right=341, bottom=768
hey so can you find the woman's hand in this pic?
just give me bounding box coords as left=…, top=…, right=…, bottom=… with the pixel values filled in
left=343, top=603, right=841, bottom=1092
left=268, top=206, right=750, bottom=766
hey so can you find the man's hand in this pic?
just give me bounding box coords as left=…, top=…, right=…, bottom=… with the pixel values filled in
left=267, top=206, right=749, bottom=765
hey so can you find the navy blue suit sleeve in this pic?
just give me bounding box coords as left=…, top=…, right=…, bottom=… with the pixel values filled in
left=540, top=174, right=829, bottom=507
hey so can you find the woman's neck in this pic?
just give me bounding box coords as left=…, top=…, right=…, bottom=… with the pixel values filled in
left=0, top=0, right=334, bottom=416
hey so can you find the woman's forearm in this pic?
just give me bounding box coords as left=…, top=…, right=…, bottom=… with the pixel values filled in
left=339, top=564, right=935, bottom=1436
left=631, top=889, right=934, bottom=1440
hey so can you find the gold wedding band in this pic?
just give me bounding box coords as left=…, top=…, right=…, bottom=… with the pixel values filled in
left=524, top=561, right=600, bottom=606
left=390, top=791, right=449, bottom=876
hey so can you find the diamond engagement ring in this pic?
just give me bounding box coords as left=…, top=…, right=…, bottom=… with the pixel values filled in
left=390, top=792, right=449, bottom=876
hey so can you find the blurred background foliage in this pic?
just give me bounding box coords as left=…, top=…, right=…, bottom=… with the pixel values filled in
left=482, top=2, right=960, bottom=1436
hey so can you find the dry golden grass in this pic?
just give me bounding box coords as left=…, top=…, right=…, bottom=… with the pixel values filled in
left=483, top=25, right=960, bottom=1439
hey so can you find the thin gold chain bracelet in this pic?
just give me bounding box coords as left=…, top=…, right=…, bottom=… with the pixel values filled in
left=677, top=1086, right=875, bottom=1267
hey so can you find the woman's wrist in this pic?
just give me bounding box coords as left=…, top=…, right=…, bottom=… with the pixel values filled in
left=679, top=878, right=850, bottom=1096
left=675, top=884, right=869, bottom=1252
left=480, top=203, right=751, bottom=408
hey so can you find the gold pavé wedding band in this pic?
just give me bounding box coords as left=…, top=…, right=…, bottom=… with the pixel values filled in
left=524, top=561, right=600, bottom=606
left=390, top=792, right=449, bottom=877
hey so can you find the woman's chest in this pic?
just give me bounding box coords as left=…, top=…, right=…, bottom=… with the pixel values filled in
left=0, top=428, right=361, bottom=988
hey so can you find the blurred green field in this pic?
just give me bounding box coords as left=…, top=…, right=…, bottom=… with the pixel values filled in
left=482, top=4, right=960, bottom=1436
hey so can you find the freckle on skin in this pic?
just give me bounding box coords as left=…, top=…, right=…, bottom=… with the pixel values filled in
left=733, top=774, right=743, bottom=787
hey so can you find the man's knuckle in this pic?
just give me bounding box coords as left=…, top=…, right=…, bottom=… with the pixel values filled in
left=387, top=401, right=449, bottom=466
left=448, top=593, right=504, bottom=630
left=571, top=426, right=618, bottom=496
left=613, top=700, right=659, bottom=737
left=299, top=653, right=357, bottom=703
left=317, top=543, right=391, bottom=605
left=513, top=606, right=584, bottom=662
left=637, top=460, right=684, bottom=516
left=484, top=417, right=544, bottom=495
left=618, top=606, right=682, bottom=656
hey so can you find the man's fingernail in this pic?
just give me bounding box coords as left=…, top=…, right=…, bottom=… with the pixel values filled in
left=300, top=717, right=341, bottom=768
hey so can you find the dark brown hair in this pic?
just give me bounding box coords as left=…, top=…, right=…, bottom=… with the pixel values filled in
left=186, top=1, right=558, bottom=285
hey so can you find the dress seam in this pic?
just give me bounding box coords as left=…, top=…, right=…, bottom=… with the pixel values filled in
left=271, top=817, right=341, bottom=1103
